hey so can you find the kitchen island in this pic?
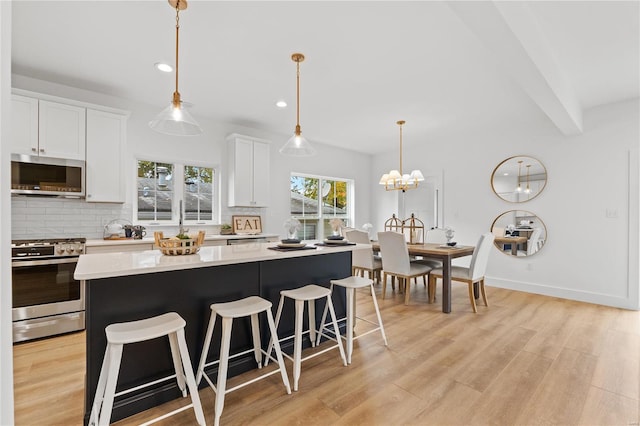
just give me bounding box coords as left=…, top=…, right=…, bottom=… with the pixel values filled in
left=74, top=242, right=361, bottom=423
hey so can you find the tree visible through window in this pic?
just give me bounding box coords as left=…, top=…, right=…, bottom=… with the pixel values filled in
left=290, top=174, right=352, bottom=239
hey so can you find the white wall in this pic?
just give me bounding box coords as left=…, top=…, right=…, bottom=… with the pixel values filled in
left=372, top=98, right=640, bottom=310
left=10, top=75, right=373, bottom=240
left=0, top=2, right=14, bottom=423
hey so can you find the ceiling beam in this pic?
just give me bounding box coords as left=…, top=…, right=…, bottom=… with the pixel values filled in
left=448, top=1, right=583, bottom=135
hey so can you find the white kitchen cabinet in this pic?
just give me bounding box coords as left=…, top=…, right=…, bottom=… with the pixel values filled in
left=37, top=100, right=86, bottom=160
left=227, top=134, right=270, bottom=207
left=10, top=94, right=39, bottom=156
left=11, top=95, right=86, bottom=160
left=86, top=109, right=127, bottom=203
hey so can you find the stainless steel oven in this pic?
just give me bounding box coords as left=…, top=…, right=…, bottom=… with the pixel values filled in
left=11, top=238, right=86, bottom=342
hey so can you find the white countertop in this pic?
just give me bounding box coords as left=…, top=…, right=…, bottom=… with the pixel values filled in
left=86, top=233, right=279, bottom=247
left=75, top=241, right=365, bottom=280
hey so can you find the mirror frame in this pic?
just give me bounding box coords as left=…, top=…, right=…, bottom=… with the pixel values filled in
left=491, top=155, right=547, bottom=203
left=490, top=210, right=547, bottom=257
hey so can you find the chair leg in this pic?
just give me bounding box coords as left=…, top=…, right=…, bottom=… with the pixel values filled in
left=214, top=317, right=233, bottom=426
left=308, top=299, right=316, bottom=347
left=382, top=273, right=387, bottom=299
left=404, top=278, right=411, bottom=305
left=429, top=275, right=438, bottom=303
left=480, top=278, right=489, bottom=307
left=98, top=343, right=123, bottom=426
left=345, top=287, right=355, bottom=364
left=292, top=299, right=304, bottom=391
left=167, top=331, right=187, bottom=396
left=468, top=282, right=478, bottom=313
left=265, top=294, right=286, bottom=367
left=196, top=309, right=217, bottom=385
left=250, top=313, right=262, bottom=368
left=264, top=308, right=291, bottom=394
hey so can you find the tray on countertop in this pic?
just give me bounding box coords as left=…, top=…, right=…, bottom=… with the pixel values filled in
left=268, top=246, right=317, bottom=252
left=315, top=242, right=357, bottom=247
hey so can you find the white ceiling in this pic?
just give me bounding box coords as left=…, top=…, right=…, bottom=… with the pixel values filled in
left=11, top=1, right=639, bottom=154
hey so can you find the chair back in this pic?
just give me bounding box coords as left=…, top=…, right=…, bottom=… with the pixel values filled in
left=346, top=229, right=374, bottom=269
left=377, top=231, right=410, bottom=275
left=425, top=228, right=447, bottom=244
left=492, top=226, right=505, bottom=237
left=469, top=233, right=495, bottom=281
left=341, top=227, right=356, bottom=237
left=526, top=228, right=542, bottom=255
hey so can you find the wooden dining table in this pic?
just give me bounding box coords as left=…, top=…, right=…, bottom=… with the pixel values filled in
left=372, top=242, right=475, bottom=313
left=494, top=235, right=527, bottom=255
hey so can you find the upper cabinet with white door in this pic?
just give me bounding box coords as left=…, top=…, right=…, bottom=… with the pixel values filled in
left=11, top=94, right=86, bottom=160
left=85, top=109, right=127, bottom=203
left=227, top=134, right=270, bottom=207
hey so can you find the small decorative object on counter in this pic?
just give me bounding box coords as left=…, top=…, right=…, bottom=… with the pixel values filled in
left=283, top=217, right=301, bottom=241
left=154, top=230, right=205, bottom=255
left=220, top=224, right=233, bottom=235
left=329, top=218, right=344, bottom=237
left=103, top=219, right=133, bottom=240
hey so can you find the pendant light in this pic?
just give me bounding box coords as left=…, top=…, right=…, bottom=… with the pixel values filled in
left=524, top=164, right=531, bottom=194
left=515, top=160, right=523, bottom=193
left=379, top=120, right=424, bottom=191
left=149, top=0, right=203, bottom=136
left=280, top=53, right=316, bottom=156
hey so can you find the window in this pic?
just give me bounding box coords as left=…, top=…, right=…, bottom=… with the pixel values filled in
left=290, top=174, right=353, bottom=239
left=136, top=160, right=216, bottom=224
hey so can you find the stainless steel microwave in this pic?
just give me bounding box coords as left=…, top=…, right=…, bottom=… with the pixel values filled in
left=11, top=154, right=85, bottom=198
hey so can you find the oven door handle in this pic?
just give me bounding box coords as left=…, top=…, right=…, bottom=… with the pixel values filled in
left=11, top=257, right=78, bottom=268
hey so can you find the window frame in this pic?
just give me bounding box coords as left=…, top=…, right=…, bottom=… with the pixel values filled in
left=289, top=172, right=354, bottom=239
left=134, top=157, right=220, bottom=227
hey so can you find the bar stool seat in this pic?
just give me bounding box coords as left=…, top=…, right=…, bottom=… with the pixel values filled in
left=89, top=312, right=205, bottom=426
left=318, top=276, right=388, bottom=364
left=265, top=284, right=347, bottom=391
left=196, top=296, right=290, bottom=426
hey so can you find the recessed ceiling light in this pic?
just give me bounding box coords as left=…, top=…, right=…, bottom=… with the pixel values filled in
left=154, top=62, right=173, bottom=73
left=276, top=100, right=287, bottom=108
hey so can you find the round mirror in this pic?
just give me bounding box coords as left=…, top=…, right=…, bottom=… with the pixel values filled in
left=491, top=156, right=547, bottom=202
left=491, top=210, right=547, bottom=257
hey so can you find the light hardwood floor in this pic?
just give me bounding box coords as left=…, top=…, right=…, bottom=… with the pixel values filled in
left=13, top=283, right=640, bottom=425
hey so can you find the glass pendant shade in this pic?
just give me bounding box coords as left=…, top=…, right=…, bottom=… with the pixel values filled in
left=279, top=133, right=316, bottom=156
left=149, top=101, right=203, bottom=136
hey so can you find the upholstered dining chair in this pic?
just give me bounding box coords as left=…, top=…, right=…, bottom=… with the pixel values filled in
left=518, top=227, right=542, bottom=256
left=377, top=231, right=433, bottom=305
left=428, top=233, right=495, bottom=313
left=346, top=229, right=382, bottom=283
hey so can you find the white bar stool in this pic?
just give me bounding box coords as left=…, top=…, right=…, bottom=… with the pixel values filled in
left=195, top=296, right=290, bottom=426
left=318, top=276, right=388, bottom=364
left=265, top=284, right=347, bottom=391
left=89, top=312, right=205, bottom=426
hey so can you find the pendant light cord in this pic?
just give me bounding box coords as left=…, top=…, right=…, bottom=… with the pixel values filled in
left=173, top=3, right=180, bottom=106
left=295, top=59, right=301, bottom=135
left=398, top=121, right=403, bottom=175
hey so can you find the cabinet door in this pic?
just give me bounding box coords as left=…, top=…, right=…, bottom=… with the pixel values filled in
left=11, top=95, right=39, bottom=155
left=229, top=138, right=255, bottom=206
left=251, top=141, right=270, bottom=207
left=86, top=109, right=127, bottom=203
left=38, top=100, right=86, bottom=160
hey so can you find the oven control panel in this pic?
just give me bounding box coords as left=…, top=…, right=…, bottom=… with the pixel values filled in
left=11, top=239, right=86, bottom=260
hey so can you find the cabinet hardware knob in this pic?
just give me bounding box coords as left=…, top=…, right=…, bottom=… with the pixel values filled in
left=31, top=148, right=37, bottom=152
left=39, top=148, right=45, bottom=153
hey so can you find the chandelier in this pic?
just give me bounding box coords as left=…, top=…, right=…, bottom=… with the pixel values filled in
left=379, top=120, right=424, bottom=191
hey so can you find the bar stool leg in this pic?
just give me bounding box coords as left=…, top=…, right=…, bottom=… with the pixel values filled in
left=326, top=295, right=347, bottom=366
left=307, top=299, right=316, bottom=347
left=196, top=311, right=217, bottom=385
left=89, top=345, right=110, bottom=425
left=369, top=283, right=388, bottom=346
left=264, top=294, right=285, bottom=367
left=175, top=328, right=206, bottom=426
left=345, top=287, right=355, bottom=364
left=214, top=316, right=233, bottom=426
left=292, top=299, right=304, bottom=391
left=250, top=313, right=262, bottom=368
left=264, top=308, right=292, bottom=394
left=98, top=343, right=124, bottom=426
left=168, top=332, right=187, bottom=396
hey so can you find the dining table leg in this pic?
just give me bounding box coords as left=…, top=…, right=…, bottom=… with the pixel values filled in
left=442, top=257, right=451, bottom=313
